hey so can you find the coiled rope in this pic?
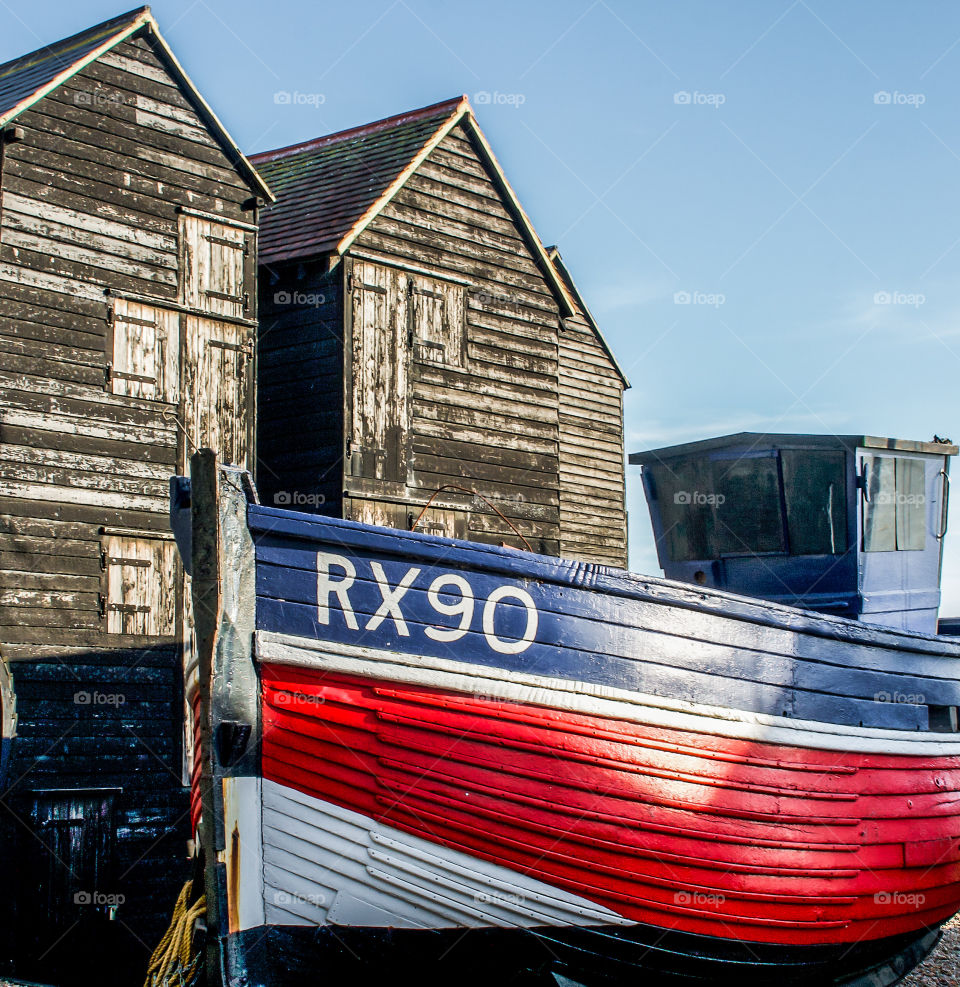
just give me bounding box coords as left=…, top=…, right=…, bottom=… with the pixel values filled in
left=143, top=879, right=206, bottom=987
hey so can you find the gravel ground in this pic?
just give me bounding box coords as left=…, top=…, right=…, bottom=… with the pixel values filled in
left=900, top=914, right=960, bottom=987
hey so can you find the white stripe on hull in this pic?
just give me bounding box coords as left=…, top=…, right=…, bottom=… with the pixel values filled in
left=257, top=630, right=960, bottom=757
left=261, top=778, right=631, bottom=930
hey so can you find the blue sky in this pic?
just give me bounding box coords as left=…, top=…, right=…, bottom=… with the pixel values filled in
left=5, top=1, right=960, bottom=611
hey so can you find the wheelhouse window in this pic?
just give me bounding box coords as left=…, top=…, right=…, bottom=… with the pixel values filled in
left=649, top=449, right=848, bottom=563
left=862, top=455, right=926, bottom=552
left=712, top=455, right=784, bottom=555
left=782, top=450, right=846, bottom=555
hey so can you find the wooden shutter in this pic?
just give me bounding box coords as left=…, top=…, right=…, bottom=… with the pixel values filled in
left=100, top=534, right=176, bottom=636
left=109, top=299, right=179, bottom=401
left=180, top=214, right=249, bottom=319
left=410, top=273, right=465, bottom=367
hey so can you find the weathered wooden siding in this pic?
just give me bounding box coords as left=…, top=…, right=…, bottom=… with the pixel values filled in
left=348, top=124, right=562, bottom=555
left=0, top=30, right=259, bottom=981
left=0, top=35, right=255, bottom=644
left=558, top=316, right=627, bottom=567
left=256, top=261, right=343, bottom=517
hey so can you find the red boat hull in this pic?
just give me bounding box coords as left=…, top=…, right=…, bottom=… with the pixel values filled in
left=260, top=661, right=960, bottom=948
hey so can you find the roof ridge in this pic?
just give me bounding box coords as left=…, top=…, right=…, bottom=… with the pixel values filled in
left=250, top=94, right=468, bottom=164
left=0, top=6, right=149, bottom=81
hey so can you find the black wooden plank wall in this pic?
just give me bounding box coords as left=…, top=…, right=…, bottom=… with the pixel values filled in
left=0, top=645, right=189, bottom=985
left=256, top=261, right=344, bottom=516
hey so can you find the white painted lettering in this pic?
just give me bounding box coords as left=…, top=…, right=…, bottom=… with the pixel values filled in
left=482, top=585, right=538, bottom=654
left=425, top=574, right=475, bottom=642
left=316, top=552, right=358, bottom=629
left=366, top=563, right=421, bottom=635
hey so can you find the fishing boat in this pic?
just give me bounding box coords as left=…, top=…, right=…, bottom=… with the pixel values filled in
left=0, top=657, right=13, bottom=791
left=174, top=435, right=960, bottom=986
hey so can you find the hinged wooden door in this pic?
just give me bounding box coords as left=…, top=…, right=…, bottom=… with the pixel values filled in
left=347, top=260, right=409, bottom=483
left=182, top=316, right=253, bottom=470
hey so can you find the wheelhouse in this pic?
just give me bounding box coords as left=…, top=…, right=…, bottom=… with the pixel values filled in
left=631, top=433, right=955, bottom=634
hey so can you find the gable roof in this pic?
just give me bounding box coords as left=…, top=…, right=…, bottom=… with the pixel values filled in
left=0, top=6, right=272, bottom=201
left=251, top=97, right=576, bottom=316
left=547, top=246, right=630, bottom=389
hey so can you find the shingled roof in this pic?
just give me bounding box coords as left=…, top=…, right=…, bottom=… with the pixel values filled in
left=0, top=6, right=271, bottom=199
left=251, top=97, right=576, bottom=316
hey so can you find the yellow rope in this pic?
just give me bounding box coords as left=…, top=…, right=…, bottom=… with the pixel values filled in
left=144, top=880, right=206, bottom=987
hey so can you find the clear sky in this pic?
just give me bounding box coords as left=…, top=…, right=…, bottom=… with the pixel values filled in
left=4, top=1, right=960, bottom=611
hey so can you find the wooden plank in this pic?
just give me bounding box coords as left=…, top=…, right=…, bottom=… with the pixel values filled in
left=3, top=191, right=177, bottom=254
left=413, top=361, right=554, bottom=406
left=411, top=435, right=558, bottom=475
left=412, top=378, right=557, bottom=426
left=0, top=443, right=174, bottom=482
left=389, top=185, right=526, bottom=246
left=0, top=480, right=167, bottom=513
left=0, top=346, right=104, bottom=386
left=0, top=532, right=94, bottom=557
left=35, top=80, right=250, bottom=185
left=380, top=197, right=544, bottom=279
left=0, top=570, right=98, bottom=592
left=357, top=225, right=556, bottom=305
left=1, top=408, right=175, bottom=448
left=0, top=550, right=99, bottom=576
left=0, top=605, right=100, bottom=628
left=412, top=397, right=558, bottom=444
left=414, top=415, right=556, bottom=457
left=0, top=259, right=109, bottom=302
left=12, top=107, right=248, bottom=210
left=410, top=467, right=559, bottom=509
left=2, top=228, right=178, bottom=286
left=0, top=239, right=178, bottom=301
left=0, top=588, right=98, bottom=610
left=412, top=450, right=561, bottom=492
left=6, top=156, right=196, bottom=226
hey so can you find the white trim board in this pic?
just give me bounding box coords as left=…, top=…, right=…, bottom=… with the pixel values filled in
left=256, top=630, right=960, bottom=758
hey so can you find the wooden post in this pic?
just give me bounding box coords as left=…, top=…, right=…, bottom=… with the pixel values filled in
left=190, top=449, right=224, bottom=985
left=190, top=450, right=261, bottom=986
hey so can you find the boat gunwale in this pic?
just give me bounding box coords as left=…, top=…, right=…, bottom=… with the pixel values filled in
left=248, top=504, right=960, bottom=660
